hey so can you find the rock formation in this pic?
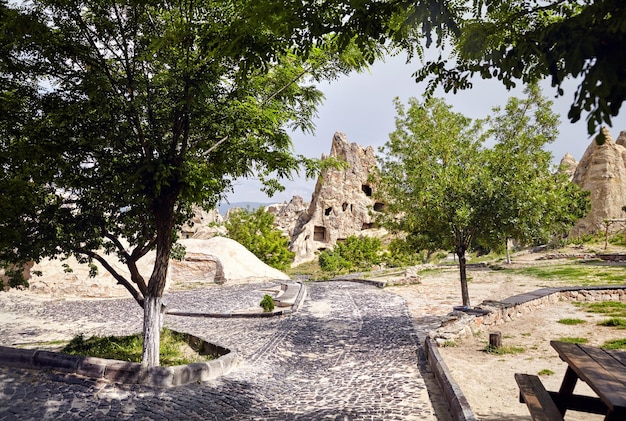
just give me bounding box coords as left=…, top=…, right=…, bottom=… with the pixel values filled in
left=181, top=205, right=225, bottom=239
left=571, top=127, right=626, bottom=236
left=268, top=196, right=309, bottom=238
left=289, top=132, right=383, bottom=265
left=558, top=152, right=578, bottom=181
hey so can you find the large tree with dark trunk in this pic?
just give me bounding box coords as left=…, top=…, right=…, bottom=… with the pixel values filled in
left=0, top=0, right=462, bottom=366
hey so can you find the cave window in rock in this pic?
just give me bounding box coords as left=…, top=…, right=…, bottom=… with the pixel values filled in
left=325, top=207, right=332, bottom=216
left=314, top=226, right=326, bottom=241
left=342, top=202, right=349, bottom=212
left=361, top=222, right=375, bottom=230
left=373, top=202, right=385, bottom=212
left=361, top=184, right=373, bottom=196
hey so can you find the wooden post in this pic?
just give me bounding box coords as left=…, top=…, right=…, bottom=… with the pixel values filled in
left=489, top=332, right=502, bottom=349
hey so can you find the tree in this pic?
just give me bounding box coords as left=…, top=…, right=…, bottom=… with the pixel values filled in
left=480, top=84, right=590, bottom=263
left=0, top=0, right=377, bottom=367
left=225, top=207, right=294, bottom=271
left=0, top=0, right=464, bottom=367
left=376, top=93, right=588, bottom=307
left=414, top=0, right=626, bottom=136
left=376, top=97, right=486, bottom=307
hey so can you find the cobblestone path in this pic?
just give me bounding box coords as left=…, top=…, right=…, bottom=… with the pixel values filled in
left=0, top=282, right=451, bottom=420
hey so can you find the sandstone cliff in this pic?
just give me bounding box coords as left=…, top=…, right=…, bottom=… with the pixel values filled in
left=289, top=132, right=382, bottom=265
left=571, top=127, right=626, bottom=236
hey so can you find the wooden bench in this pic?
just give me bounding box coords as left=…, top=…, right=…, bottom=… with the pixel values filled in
left=515, top=373, right=564, bottom=421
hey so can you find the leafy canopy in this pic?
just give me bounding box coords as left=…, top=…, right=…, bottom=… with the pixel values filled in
left=413, top=0, right=626, bottom=135
left=225, top=207, right=294, bottom=271
left=376, top=90, right=589, bottom=305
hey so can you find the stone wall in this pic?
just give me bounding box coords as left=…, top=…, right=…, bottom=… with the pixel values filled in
left=430, top=287, right=626, bottom=345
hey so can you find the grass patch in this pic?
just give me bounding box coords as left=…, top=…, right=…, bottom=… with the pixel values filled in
left=598, top=317, right=626, bottom=328
left=558, top=318, right=587, bottom=325
left=484, top=345, right=525, bottom=355
left=61, top=328, right=214, bottom=366
left=557, top=337, right=589, bottom=344
left=602, top=338, right=626, bottom=350
left=503, top=263, right=626, bottom=286
left=577, top=301, right=626, bottom=318
left=538, top=369, right=555, bottom=376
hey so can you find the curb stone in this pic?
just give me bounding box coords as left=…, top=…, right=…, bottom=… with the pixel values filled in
left=0, top=281, right=305, bottom=386
left=0, top=344, right=237, bottom=387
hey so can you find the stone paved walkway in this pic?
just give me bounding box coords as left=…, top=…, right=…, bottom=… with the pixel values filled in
left=0, top=282, right=452, bottom=420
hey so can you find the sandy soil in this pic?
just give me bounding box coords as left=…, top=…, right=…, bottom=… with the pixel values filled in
left=393, top=253, right=626, bottom=421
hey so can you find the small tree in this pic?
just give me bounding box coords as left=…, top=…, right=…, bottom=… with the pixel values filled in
left=225, top=207, right=294, bottom=271
left=376, top=93, right=588, bottom=307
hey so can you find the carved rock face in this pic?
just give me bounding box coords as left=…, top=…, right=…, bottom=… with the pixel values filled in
left=571, top=128, right=626, bottom=236
left=288, top=132, right=382, bottom=265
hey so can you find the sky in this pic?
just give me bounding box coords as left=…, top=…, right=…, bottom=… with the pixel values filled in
left=224, top=53, right=626, bottom=204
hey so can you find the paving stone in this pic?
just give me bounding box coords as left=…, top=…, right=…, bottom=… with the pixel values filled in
left=0, top=282, right=452, bottom=420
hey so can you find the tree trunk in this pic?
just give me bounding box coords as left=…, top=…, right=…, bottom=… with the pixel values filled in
left=505, top=238, right=511, bottom=264
left=142, top=294, right=162, bottom=367
left=457, top=247, right=471, bottom=308
left=141, top=193, right=177, bottom=367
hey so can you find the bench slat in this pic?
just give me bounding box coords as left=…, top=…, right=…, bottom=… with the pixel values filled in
left=515, top=373, right=564, bottom=421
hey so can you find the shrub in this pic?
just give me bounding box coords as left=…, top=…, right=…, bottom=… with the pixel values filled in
left=318, top=235, right=382, bottom=273
left=225, top=207, right=295, bottom=271
left=260, top=294, right=275, bottom=312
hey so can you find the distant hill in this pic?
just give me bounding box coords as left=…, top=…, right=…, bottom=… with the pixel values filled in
left=217, top=202, right=274, bottom=215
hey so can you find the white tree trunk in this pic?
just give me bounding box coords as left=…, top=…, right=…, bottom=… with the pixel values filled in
left=142, top=295, right=162, bottom=367
left=505, top=238, right=512, bottom=264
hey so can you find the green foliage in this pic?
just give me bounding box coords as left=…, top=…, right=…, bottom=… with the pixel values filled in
left=484, top=344, right=525, bottom=355
left=558, top=318, right=586, bottom=325
left=170, top=244, right=187, bottom=262
left=558, top=337, right=589, bottom=344
left=414, top=0, right=626, bottom=134
left=259, top=294, right=275, bottom=312
left=538, top=369, right=555, bottom=376
left=375, top=89, right=587, bottom=306
left=598, top=318, right=626, bottom=328
left=602, top=338, right=626, bottom=350
left=318, top=235, right=382, bottom=273
left=0, top=264, right=29, bottom=290
left=62, top=329, right=212, bottom=366
left=384, top=238, right=428, bottom=267
left=505, top=264, right=626, bottom=286
left=578, top=301, right=626, bottom=317
left=225, top=207, right=294, bottom=271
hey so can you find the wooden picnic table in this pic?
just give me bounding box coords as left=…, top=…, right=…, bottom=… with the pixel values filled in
left=550, top=340, right=626, bottom=420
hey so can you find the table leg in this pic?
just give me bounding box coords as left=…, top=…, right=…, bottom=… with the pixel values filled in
left=556, top=366, right=579, bottom=416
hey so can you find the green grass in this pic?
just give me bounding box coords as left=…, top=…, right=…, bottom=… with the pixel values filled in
left=558, top=337, right=589, bottom=344
left=503, top=263, right=626, bottom=286
left=602, top=338, right=626, bottom=349
left=576, top=301, right=626, bottom=317
left=598, top=317, right=626, bottom=328
left=557, top=318, right=586, bottom=325
left=538, top=369, right=555, bottom=376
left=61, top=328, right=214, bottom=366
left=484, top=345, right=525, bottom=355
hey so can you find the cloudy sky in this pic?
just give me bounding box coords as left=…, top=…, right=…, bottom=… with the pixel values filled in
left=224, top=53, right=626, bottom=204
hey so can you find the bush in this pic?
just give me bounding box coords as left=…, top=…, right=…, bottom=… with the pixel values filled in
left=225, top=207, right=295, bottom=271
left=260, top=294, right=275, bottom=312
left=318, top=235, right=382, bottom=273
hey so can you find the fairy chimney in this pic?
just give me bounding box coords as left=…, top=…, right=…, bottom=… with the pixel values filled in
left=571, top=127, right=626, bottom=236
left=289, top=132, right=382, bottom=265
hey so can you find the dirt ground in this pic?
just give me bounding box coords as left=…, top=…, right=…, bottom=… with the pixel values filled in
left=392, top=252, right=626, bottom=421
